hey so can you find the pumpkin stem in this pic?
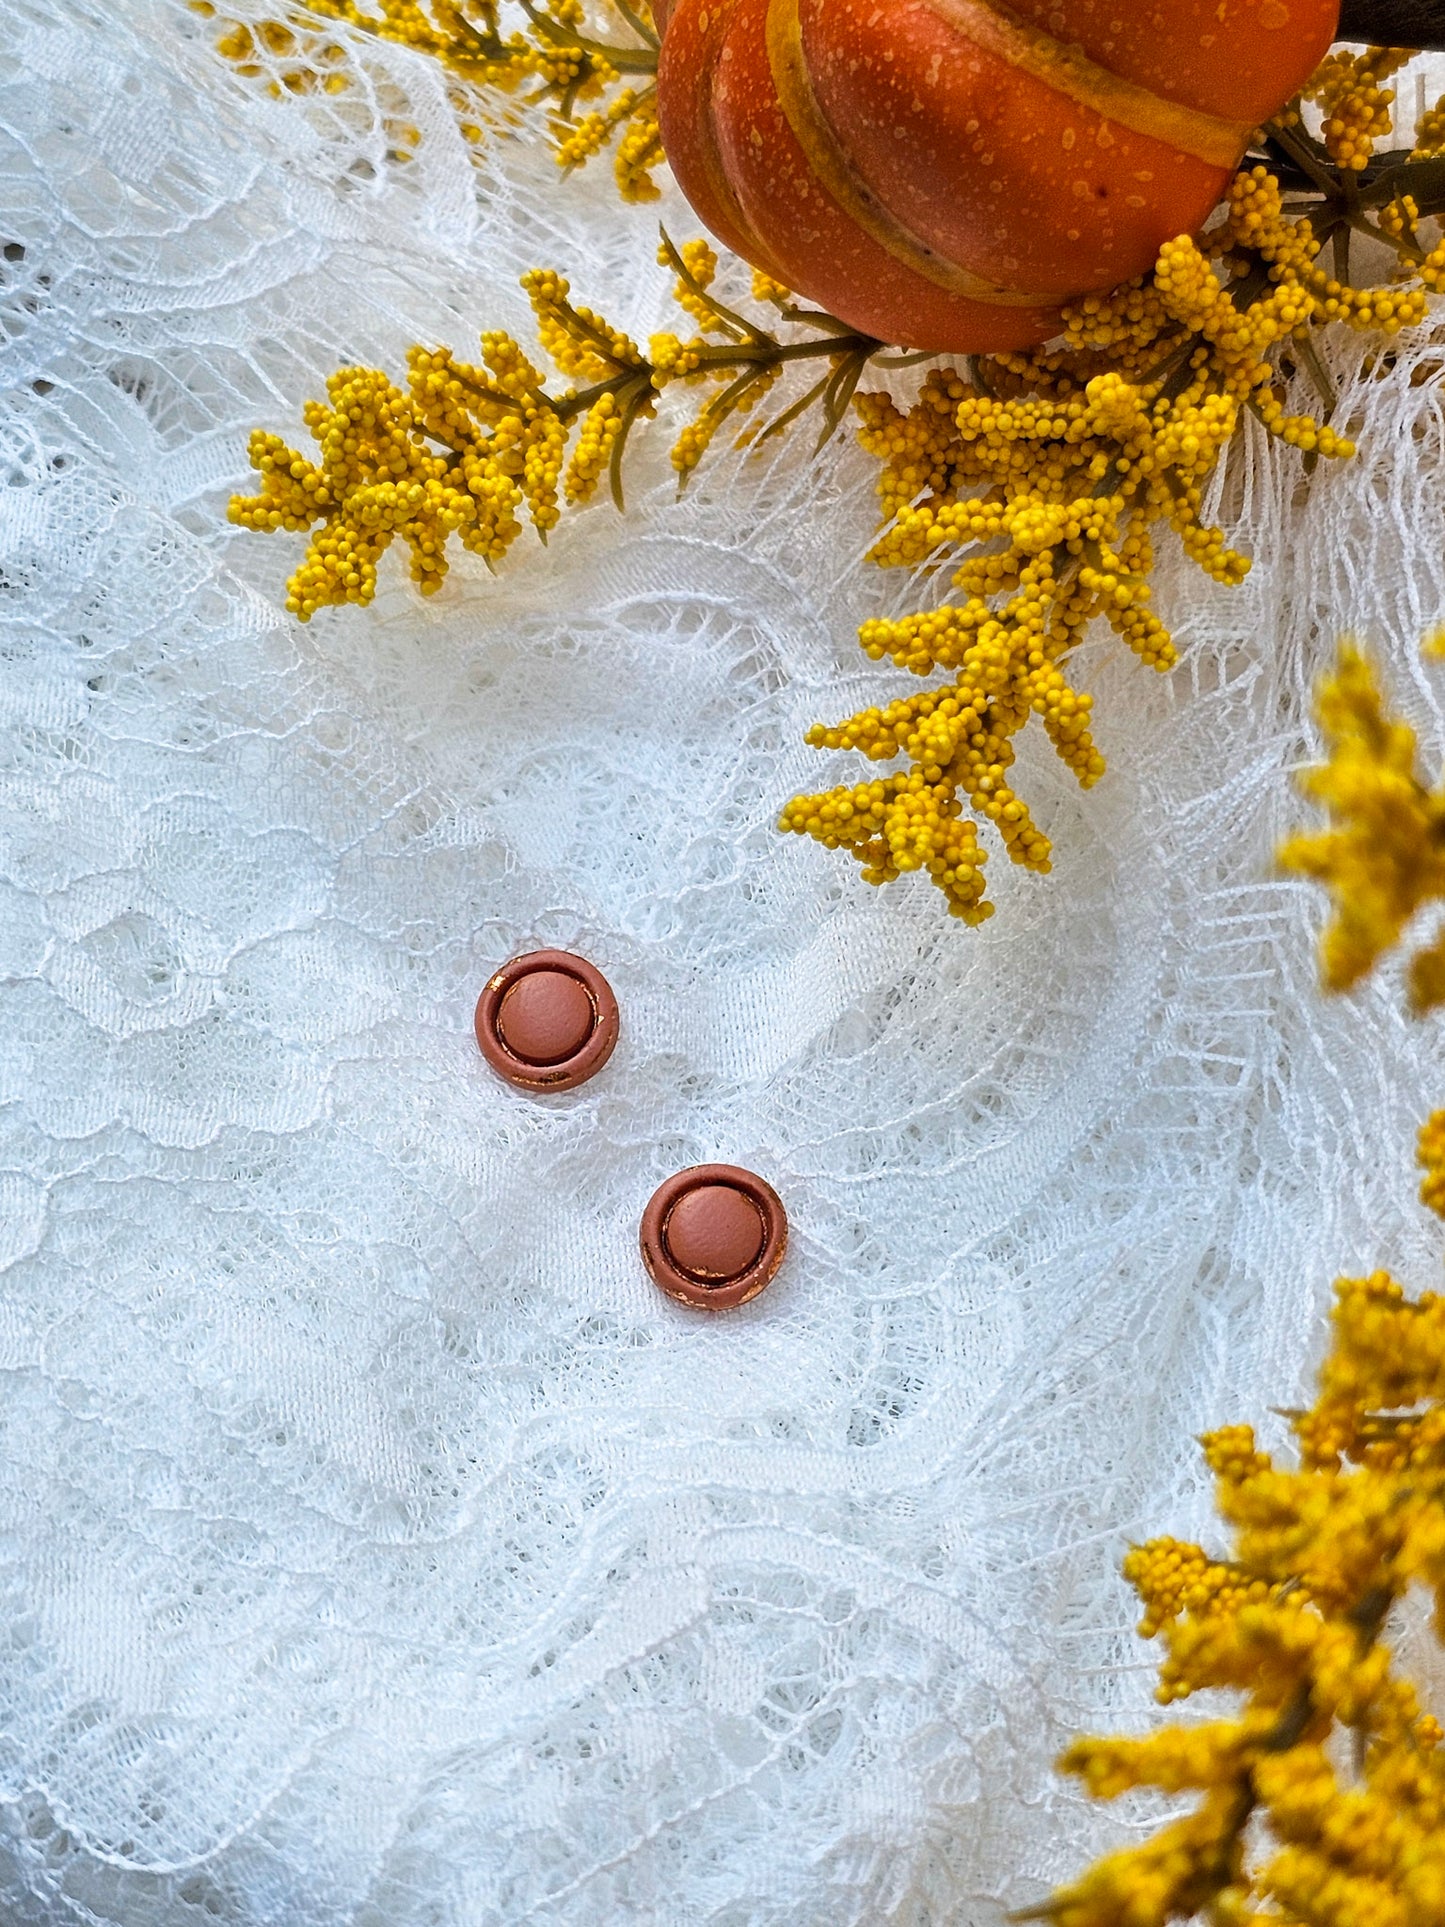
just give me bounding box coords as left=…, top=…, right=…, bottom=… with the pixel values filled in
left=1337, top=0, right=1445, bottom=49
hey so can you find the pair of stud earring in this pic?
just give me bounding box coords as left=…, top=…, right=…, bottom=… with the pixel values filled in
left=474, top=949, right=787, bottom=1311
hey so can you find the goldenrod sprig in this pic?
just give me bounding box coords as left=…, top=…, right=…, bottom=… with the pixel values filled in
left=783, top=57, right=1445, bottom=925
left=780, top=172, right=1359, bottom=922
left=226, top=45, right=1445, bottom=933
left=229, top=237, right=893, bottom=614
left=1281, top=635, right=1445, bottom=1011
left=1032, top=1114, right=1445, bottom=1926
left=209, top=0, right=665, bottom=199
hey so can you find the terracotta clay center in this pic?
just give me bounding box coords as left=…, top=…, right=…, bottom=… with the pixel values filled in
left=475, top=950, right=619, bottom=1092
left=498, top=971, right=594, bottom=1064
left=642, top=1164, right=788, bottom=1311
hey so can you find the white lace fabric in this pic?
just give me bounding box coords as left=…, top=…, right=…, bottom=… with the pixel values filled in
left=2, top=8, right=1445, bottom=1921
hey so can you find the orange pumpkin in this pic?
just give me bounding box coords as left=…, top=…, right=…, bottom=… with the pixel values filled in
left=653, top=0, right=1341, bottom=351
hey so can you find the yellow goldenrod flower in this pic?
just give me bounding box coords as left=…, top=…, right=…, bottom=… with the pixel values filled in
left=1036, top=1142, right=1445, bottom=1925
left=1418, top=1110, right=1445, bottom=1218
left=229, top=40, right=1445, bottom=929
left=1306, top=44, right=1413, bottom=173
left=1413, top=92, right=1445, bottom=158
left=231, top=238, right=892, bottom=606
left=1280, top=642, right=1445, bottom=1011
left=562, top=391, right=623, bottom=504
left=785, top=165, right=1362, bottom=921
left=213, top=0, right=664, bottom=195
left=785, top=97, right=1445, bottom=922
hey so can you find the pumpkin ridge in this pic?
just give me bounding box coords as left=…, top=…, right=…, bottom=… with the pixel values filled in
left=918, top=0, right=1256, bottom=171
left=660, top=0, right=790, bottom=278
left=763, top=0, right=1047, bottom=307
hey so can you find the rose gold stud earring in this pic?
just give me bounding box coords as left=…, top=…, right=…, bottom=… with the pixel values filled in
left=475, top=949, right=619, bottom=1093
left=476, top=959, right=788, bottom=1308
left=640, top=1164, right=788, bottom=1310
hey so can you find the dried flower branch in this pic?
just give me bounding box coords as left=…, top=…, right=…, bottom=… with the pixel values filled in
left=206, top=0, right=663, bottom=199
left=228, top=237, right=888, bottom=616
left=227, top=45, right=1445, bottom=929
left=1032, top=1112, right=1445, bottom=1925
left=780, top=55, right=1445, bottom=923
left=1280, top=636, right=1445, bottom=1011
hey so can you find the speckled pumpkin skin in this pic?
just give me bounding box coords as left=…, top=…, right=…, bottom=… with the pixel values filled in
left=653, top=0, right=1340, bottom=350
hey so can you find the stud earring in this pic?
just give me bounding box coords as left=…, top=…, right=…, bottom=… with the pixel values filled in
left=641, top=1164, right=788, bottom=1311
left=475, top=953, right=789, bottom=1307
left=475, top=949, right=619, bottom=1092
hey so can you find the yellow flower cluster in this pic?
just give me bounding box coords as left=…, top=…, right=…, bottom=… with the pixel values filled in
left=229, top=272, right=650, bottom=617
left=1305, top=43, right=1414, bottom=173
left=1412, top=92, right=1445, bottom=158
left=1037, top=1184, right=1445, bottom=1927
left=782, top=164, right=1385, bottom=922
left=780, top=42, right=1445, bottom=925
left=212, top=0, right=664, bottom=201
left=209, top=12, right=353, bottom=99
left=227, top=34, right=1445, bottom=929
left=552, top=73, right=664, bottom=204
left=1419, top=1109, right=1445, bottom=1217
left=1280, top=640, right=1445, bottom=1012
left=231, top=239, right=888, bottom=612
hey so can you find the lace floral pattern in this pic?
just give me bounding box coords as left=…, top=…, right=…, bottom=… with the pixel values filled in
left=2, top=6, right=1445, bottom=1920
